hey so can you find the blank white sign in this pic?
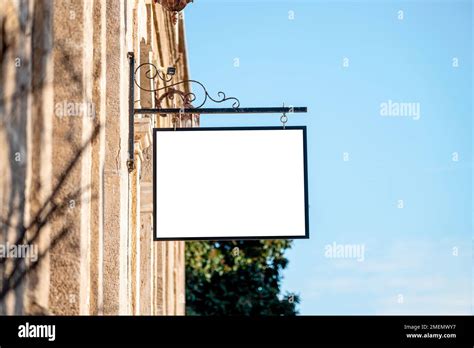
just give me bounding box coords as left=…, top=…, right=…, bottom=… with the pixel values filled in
left=153, top=127, right=308, bottom=240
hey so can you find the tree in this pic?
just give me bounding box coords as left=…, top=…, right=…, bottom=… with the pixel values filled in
left=185, top=240, right=299, bottom=316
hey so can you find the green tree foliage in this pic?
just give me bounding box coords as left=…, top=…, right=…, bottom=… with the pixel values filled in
left=185, top=240, right=299, bottom=316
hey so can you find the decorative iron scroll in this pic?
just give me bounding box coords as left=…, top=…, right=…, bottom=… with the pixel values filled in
left=133, top=62, right=241, bottom=110
left=156, top=88, right=200, bottom=127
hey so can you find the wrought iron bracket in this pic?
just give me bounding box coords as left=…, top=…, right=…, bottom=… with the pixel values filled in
left=127, top=52, right=136, bottom=173
left=127, top=52, right=307, bottom=172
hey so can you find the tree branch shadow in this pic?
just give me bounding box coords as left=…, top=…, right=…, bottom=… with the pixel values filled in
left=0, top=125, right=100, bottom=306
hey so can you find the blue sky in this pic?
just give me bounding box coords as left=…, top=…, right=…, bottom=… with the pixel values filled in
left=185, top=0, right=472, bottom=314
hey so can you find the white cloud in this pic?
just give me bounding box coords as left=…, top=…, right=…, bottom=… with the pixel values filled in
left=297, top=237, right=472, bottom=314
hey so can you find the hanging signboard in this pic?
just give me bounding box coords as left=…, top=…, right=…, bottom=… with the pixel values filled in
left=153, top=126, right=309, bottom=240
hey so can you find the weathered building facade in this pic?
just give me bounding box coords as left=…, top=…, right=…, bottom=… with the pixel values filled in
left=0, top=0, right=192, bottom=315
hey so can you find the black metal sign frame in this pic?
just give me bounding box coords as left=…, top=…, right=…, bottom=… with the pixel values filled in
left=153, top=126, right=309, bottom=241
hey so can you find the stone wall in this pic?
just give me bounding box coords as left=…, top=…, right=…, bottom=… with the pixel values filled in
left=0, top=0, right=188, bottom=315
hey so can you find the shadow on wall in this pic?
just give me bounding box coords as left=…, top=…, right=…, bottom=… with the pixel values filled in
left=0, top=126, right=100, bottom=314
left=0, top=1, right=97, bottom=314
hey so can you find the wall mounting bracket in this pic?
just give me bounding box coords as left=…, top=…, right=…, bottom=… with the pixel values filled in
left=127, top=52, right=308, bottom=172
